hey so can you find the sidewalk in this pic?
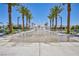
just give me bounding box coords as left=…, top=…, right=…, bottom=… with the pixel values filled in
left=0, top=42, right=79, bottom=56
left=0, top=29, right=79, bottom=56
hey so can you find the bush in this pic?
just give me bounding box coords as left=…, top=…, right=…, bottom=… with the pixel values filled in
left=71, top=26, right=74, bottom=30
left=0, top=29, right=3, bottom=33
left=4, top=29, right=10, bottom=34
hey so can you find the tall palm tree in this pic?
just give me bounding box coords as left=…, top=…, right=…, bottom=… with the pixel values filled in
left=18, top=6, right=26, bottom=31
left=58, top=15, right=62, bottom=30
left=67, top=3, right=71, bottom=34
left=62, top=3, right=71, bottom=34
left=48, top=8, right=55, bottom=30
left=28, top=13, right=32, bottom=29
left=24, top=7, right=32, bottom=30
left=17, top=17, right=20, bottom=28
left=48, top=14, right=52, bottom=29
left=53, top=5, right=63, bottom=30
left=51, top=10, right=55, bottom=29
left=24, top=8, right=30, bottom=30
left=8, top=3, right=19, bottom=33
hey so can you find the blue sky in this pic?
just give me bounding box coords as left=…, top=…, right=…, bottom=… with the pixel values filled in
left=0, top=3, right=79, bottom=26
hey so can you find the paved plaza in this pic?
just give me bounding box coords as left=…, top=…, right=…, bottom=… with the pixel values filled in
left=0, top=28, right=79, bottom=56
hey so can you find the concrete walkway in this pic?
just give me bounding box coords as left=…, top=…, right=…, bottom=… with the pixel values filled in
left=0, top=28, right=79, bottom=56
left=0, top=42, right=79, bottom=56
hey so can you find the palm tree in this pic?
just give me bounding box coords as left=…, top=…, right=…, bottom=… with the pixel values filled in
left=24, top=8, right=30, bottom=30
left=51, top=11, right=55, bottom=29
left=17, top=17, right=20, bottom=28
left=62, top=3, right=71, bottom=34
left=58, top=15, right=62, bottom=30
left=23, top=7, right=32, bottom=30
left=28, top=13, right=32, bottom=29
left=48, top=14, right=52, bottom=29
left=52, top=5, right=63, bottom=31
left=67, top=3, right=71, bottom=34
left=18, top=6, right=26, bottom=31
left=48, top=8, right=55, bottom=29
left=8, top=3, right=19, bottom=33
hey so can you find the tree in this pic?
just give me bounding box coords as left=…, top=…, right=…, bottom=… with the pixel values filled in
left=62, top=3, right=71, bottom=34
left=58, top=15, right=62, bottom=30
left=18, top=6, right=26, bottom=31
left=51, top=9, right=55, bottom=29
left=48, top=14, right=52, bottom=29
left=67, top=3, right=71, bottom=34
left=24, top=8, right=30, bottom=30
left=24, top=8, right=32, bottom=30
left=17, top=17, right=20, bottom=29
left=28, top=13, right=32, bottom=29
left=53, top=5, right=63, bottom=31
left=8, top=3, right=19, bottom=33
left=48, top=8, right=55, bottom=30
left=71, top=26, right=74, bottom=30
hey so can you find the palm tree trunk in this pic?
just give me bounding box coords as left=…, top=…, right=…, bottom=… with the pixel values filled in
left=55, top=16, right=57, bottom=31
left=17, top=17, right=19, bottom=29
left=60, top=16, right=62, bottom=31
left=52, top=18, right=54, bottom=29
left=26, top=17, right=28, bottom=30
left=67, top=3, right=71, bottom=34
left=50, top=19, right=51, bottom=29
left=29, top=19, right=30, bottom=30
left=8, top=3, right=12, bottom=33
left=22, top=14, right=24, bottom=31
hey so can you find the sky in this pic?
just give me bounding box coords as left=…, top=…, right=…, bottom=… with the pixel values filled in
left=0, top=3, right=79, bottom=26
